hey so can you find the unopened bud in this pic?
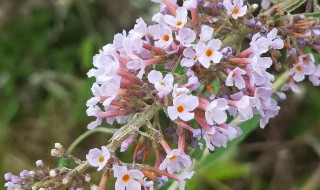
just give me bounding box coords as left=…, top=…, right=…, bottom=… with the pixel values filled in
left=62, top=177, right=69, bottom=184
left=54, top=143, right=63, bottom=150
left=35, top=160, right=44, bottom=167
left=49, top=170, right=57, bottom=177
left=51, top=149, right=63, bottom=157
left=85, top=174, right=91, bottom=182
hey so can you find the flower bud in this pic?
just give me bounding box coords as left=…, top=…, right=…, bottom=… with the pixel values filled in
left=49, top=170, right=57, bottom=177
left=35, top=160, right=44, bottom=167
left=54, top=143, right=63, bottom=150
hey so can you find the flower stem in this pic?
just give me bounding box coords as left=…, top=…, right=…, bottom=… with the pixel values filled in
left=67, top=128, right=115, bottom=154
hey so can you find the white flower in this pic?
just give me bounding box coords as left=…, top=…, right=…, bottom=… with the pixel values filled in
left=205, top=98, right=229, bottom=125
left=196, top=39, right=223, bottom=68
left=159, top=149, right=192, bottom=174
left=87, top=53, right=119, bottom=82
left=149, top=25, right=173, bottom=48
left=223, top=0, right=247, bottom=19
left=225, top=67, right=247, bottom=89
left=113, top=165, right=144, bottom=190
left=168, top=94, right=199, bottom=121
left=164, top=7, right=188, bottom=28
left=86, top=146, right=110, bottom=171
left=148, top=70, right=174, bottom=98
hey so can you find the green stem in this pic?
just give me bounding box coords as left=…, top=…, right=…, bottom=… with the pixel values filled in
left=67, top=127, right=115, bottom=153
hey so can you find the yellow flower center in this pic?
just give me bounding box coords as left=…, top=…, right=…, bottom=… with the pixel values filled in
left=122, top=174, right=131, bottom=183
left=205, top=49, right=213, bottom=57
left=176, top=21, right=183, bottom=26
left=177, top=105, right=185, bottom=113
left=193, top=55, right=198, bottom=60
left=98, top=156, right=105, bottom=163
left=163, top=34, right=170, bottom=42
left=233, top=8, right=239, bottom=14
left=169, top=155, right=177, bottom=161
left=161, top=81, right=165, bottom=86
left=296, top=65, right=303, bottom=72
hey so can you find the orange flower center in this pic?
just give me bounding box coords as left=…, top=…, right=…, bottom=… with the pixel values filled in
left=169, top=155, right=177, bottom=161
left=177, top=105, right=185, bottom=113
left=302, top=56, right=309, bottom=62
left=205, top=49, right=213, bottom=57
left=297, top=65, right=303, bottom=72
left=163, top=34, right=170, bottom=42
left=233, top=8, right=239, bottom=14
left=193, top=55, right=198, bottom=60
left=176, top=21, right=183, bottom=26
left=122, top=174, right=131, bottom=183
left=232, top=73, right=236, bottom=78
left=98, top=156, right=105, bottom=163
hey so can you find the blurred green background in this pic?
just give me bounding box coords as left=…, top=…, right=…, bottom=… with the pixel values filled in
left=0, top=0, right=320, bottom=189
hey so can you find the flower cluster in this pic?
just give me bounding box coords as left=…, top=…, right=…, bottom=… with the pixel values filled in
left=5, top=0, right=320, bottom=189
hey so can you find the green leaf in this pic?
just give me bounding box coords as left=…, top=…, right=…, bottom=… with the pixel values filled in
left=304, top=12, right=320, bottom=18
left=285, top=0, right=307, bottom=13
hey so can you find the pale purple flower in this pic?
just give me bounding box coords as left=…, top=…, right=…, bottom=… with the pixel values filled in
left=130, top=18, right=148, bottom=37
left=148, top=70, right=174, bottom=98
left=299, top=53, right=315, bottom=65
left=205, top=98, right=229, bottom=125
left=177, top=171, right=195, bottom=190
left=246, top=64, right=274, bottom=87
left=149, top=25, right=173, bottom=48
left=309, top=65, right=320, bottom=86
left=223, top=0, right=247, bottom=19
left=86, top=146, right=110, bottom=171
left=230, top=92, right=255, bottom=120
left=289, top=62, right=313, bottom=82
left=282, top=79, right=301, bottom=93
left=249, top=55, right=273, bottom=75
left=106, top=105, right=128, bottom=125
left=183, top=0, right=198, bottom=10
left=164, top=7, right=188, bottom=28
left=168, top=94, right=199, bottom=121
left=199, top=25, right=214, bottom=43
left=87, top=53, right=119, bottom=83
left=267, top=28, right=284, bottom=50
left=196, top=39, right=223, bottom=68
left=172, top=84, right=190, bottom=98
left=181, top=47, right=198, bottom=67
left=203, top=127, right=230, bottom=151
left=86, top=106, right=103, bottom=129
left=159, top=149, right=192, bottom=174
left=261, top=0, right=271, bottom=9
left=250, top=33, right=270, bottom=54
left=182, top=76, right=200, bottom=90
left=113, top=165, right=144, bottom=190
left=87, top=76, right=121, bottom=107
left=176, top=28, right=196, bottom=47
left=226, top=67, right=246, bottom=89
left=120, top=132, right=138, bottom=152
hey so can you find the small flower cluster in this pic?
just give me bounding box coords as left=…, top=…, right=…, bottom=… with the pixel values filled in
left=5, top=144, right=92, bottom=190
left=5, top=0, right=320, bottom=189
